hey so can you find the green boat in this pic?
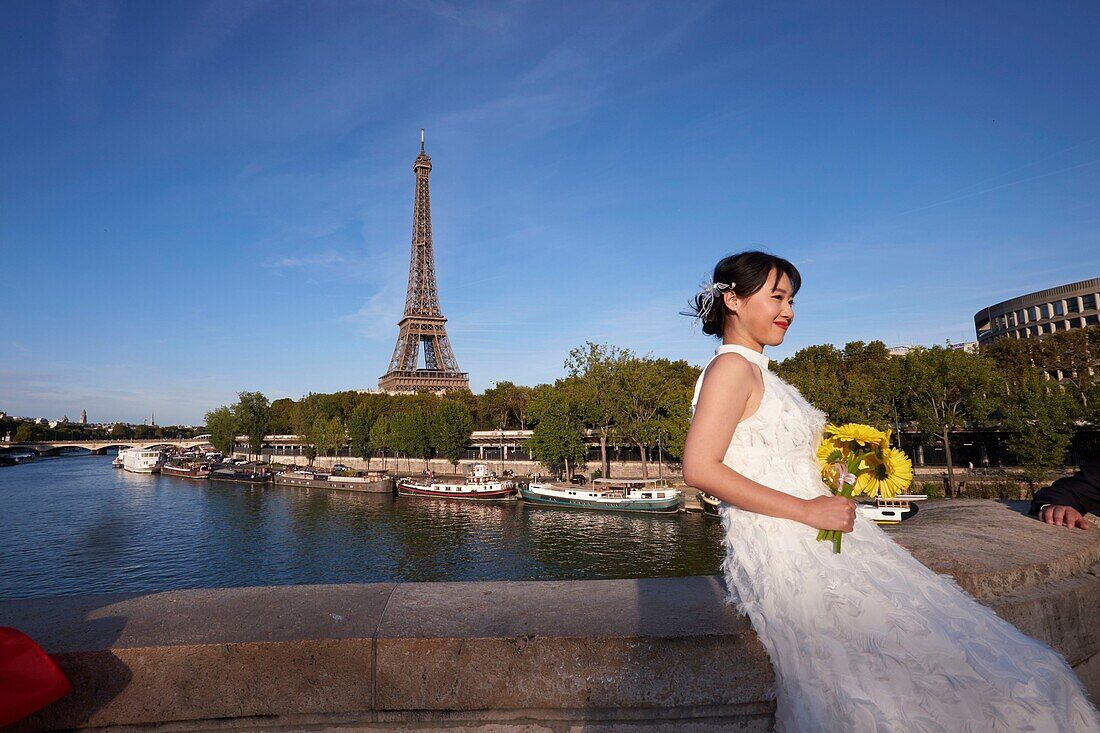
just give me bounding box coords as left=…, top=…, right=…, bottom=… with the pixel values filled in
left=519, top=478, right=682, bottom=514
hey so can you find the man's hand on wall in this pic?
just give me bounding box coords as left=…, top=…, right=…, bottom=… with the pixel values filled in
left=1040, top=504, right=1090, bottom=530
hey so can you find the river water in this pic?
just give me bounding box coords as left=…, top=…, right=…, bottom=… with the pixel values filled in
left=0, top=454, right=724, bottom=600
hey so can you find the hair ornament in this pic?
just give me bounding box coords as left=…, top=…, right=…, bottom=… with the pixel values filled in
left=696, top=279, right=736, bottom=325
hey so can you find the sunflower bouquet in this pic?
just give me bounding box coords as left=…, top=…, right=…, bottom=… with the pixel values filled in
left=815, top=423, right=914, bottom=554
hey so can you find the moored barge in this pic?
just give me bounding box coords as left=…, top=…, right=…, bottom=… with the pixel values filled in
left=274, top=469, right=392, bottom=493
left=209, top=465, right=272, bottom=484
left=161, top=462, right=212, bottom=480
left=520, top=478, right=682, bottom=514
left=397, top=463, right=517, bottom=501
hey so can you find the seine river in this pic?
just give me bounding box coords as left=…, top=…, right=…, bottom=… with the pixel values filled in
left=0, top=454, right=725, bottom=600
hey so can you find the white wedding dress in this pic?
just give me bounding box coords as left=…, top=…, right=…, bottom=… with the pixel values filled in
left=692, top=344, right=1100, bottom=732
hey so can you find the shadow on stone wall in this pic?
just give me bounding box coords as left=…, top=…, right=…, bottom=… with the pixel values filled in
left=4, top=594, right=132, bottom=731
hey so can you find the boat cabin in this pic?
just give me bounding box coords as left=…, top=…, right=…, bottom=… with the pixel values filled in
left=591, top=478, right=674, bottom=499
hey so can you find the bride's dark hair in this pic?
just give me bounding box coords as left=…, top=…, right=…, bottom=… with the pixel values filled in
left=687, top=251, right=802, bottom=337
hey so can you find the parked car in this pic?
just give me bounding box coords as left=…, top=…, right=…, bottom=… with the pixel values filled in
left=332, top=464, right=351, bottom=473
left=569, top=474, right=588, bottom=485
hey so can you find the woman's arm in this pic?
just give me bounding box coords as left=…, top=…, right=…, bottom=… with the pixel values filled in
left=683, top=354, right=855, bottom=532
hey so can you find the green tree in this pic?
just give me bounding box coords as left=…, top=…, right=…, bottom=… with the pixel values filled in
left=308, top=416, right=336, bottom=458
left=610, top=357, right=684, bottom=479
left=348, top=401, right=382, bottom=469
left=233, top=391, right=271, bottom=460
left=321, top=416, right=346, bottom=458
left=369, top=415, right=394, bottom=468
left=1041, top=326, right=1099, bottom=416
left=480, top=381, right=530, bottom=430
left=391, top=410, right=433, bottom=472
left=900, top=347, right=1002, bottom=497
left=14, top=423, right=39, bottom=442
left=269, top=398, right=298, bottom=435
left=109, top=423, right=133, bottom=440
left=431, top=401, right=474, bottom=469
left=527, top=386, right=586, bottom=479
left=653, top=360, right=700, bottom=464
left=776, top=341, right=898, bottom=427
left=565, top=342, right=631, bottom=478
left=1001, top=369, right=1077, bottom=491
left=204, top=406, right=238, bottom=456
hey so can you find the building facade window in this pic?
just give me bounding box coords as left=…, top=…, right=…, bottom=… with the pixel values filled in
left=1087, top=314, right=1100, bottom=326
left=1084, top=294, right=1098, bottom=310
left=1054, top=301, right=1065, bottom=316
left=1068, top=298, right=1081, bottom=313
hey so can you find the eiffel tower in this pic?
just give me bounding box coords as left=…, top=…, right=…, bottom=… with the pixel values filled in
left=378, top=131, right=469, bottom=394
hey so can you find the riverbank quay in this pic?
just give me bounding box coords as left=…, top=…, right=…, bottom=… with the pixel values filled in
left=1, top=501, right=1096, bottom=732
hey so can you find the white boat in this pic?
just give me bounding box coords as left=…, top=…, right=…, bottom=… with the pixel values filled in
left=120, top=448, right=166, bottom=474
left=397, top=463, right=517, bottom=501
left=521, top=478, right=683, bottom=514
left=698, top=490, right=721, bottom=515
left=856, top=494, right=927, bottom=524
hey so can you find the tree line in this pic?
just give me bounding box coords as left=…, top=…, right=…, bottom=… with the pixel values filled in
left=5, top=420, right=205, bottom=443
left=775, top=326, right=1099, bottom=495
left=203, top=326, right=1099, bottom=493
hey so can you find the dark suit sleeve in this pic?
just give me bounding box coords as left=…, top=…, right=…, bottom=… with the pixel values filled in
left=1030, top=459, right=1100, bottom=516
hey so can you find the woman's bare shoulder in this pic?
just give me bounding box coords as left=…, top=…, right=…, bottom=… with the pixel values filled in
left=702, top=352, right=757, bottom=382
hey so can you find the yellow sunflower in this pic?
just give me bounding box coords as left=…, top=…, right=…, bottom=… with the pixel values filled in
left=816, top=436, right=847, bottom=467
left=826, top=422, right=889, bottom=448
left=853, top=446, right=913, bottom=499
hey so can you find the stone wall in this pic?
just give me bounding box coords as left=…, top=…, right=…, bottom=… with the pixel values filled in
left=1, top=501, right=1097, bottom=732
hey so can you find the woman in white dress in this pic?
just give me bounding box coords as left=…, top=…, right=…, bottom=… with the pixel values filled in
left=682, top=251, right=1100, bottom=732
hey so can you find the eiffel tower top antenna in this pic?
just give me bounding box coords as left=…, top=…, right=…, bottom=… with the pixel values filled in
left=420, top=128, right=425, bottom=153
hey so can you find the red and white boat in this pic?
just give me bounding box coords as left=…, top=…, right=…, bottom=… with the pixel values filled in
left=397, top=463, right=517, bottom=501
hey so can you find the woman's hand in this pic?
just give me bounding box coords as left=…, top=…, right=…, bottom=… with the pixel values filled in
left=801, top=495, right=856, bottom=533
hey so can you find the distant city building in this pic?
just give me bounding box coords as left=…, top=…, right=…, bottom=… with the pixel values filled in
left=887, top=345, right=918, bottom=356
left=974, top=277, right=1100, bottom=345
left=949, top=341, right=978, bottom=353
left=80, top=409, right=87, bottom=425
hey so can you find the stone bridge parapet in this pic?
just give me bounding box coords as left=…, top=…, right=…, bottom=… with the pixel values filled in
left=1, top=501, right=1097, bottom=732
left=2, top=439, right=211, bottom=456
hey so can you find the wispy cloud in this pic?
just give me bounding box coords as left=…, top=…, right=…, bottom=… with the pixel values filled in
left=263, top=250, right=349, bottom=270
left=899, top=157, right=1100, bottom=216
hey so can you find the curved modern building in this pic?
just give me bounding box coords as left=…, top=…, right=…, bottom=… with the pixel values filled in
left=974, top=277, right=1100, bottom=345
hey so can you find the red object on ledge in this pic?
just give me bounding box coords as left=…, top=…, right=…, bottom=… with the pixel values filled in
left=0, top=627, right=72, bottom=727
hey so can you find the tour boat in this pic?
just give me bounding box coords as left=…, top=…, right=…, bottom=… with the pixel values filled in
left=856, top=494, right=927, bottom=524
left=397, top=463, right=517, bottom=501
left=699, top=490, right=721, bottom=516
left=209, top=464, right=272, bottom=484
left=520, top=478, right=682, bottom=514
left=274, top=469, right=392, bottom=493
left=120, top=448, right=165, bottom=474
left=160, top=462, right=212, bottom=480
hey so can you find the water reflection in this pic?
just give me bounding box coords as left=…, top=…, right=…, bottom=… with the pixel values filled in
left=0, top=455, right=724, bottom=599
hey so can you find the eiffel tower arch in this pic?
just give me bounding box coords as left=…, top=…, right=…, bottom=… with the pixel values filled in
left=378, top=131, right=470, bottom=394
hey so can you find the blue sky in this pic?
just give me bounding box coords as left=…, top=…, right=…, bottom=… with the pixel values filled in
left=2, top=1, right=1099, bottom=425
